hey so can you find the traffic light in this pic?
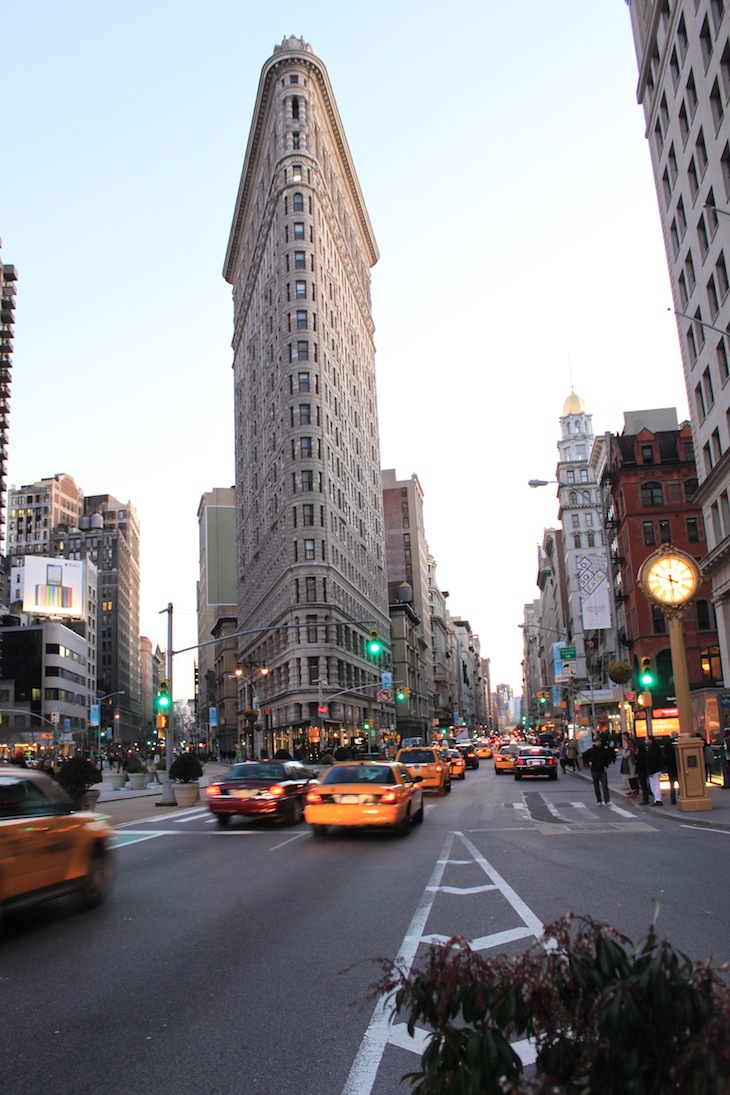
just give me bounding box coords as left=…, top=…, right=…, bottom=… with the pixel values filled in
left=396, top=687, right=407, bottom=702
left=367, top=630, right=382, bottom=656
left=156, top=680, right=171, bottom=712
left=638, top=658, right=655, bottom=689
left=537, top=691, right=547, bottom=705
left=363, top=719, right=371, bottom=730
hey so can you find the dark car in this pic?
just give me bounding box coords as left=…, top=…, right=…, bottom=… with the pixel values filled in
left=0, top=768, right=113, bottom=925
left=456, top=743, right=479, bottom=769
left=204, top=761, right=318, bottom=826
left=514, top=746, right=558, bottom=781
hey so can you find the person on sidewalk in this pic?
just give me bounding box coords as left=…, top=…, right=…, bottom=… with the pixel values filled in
left=565, top=737, right=579, bottom=773
left=588, top=736, right=610, bottom=806
left=664, top=735, right=679, bottom=805
left=620, top=735, right=638, bottom=796
left=636, top=738, right=650, bottom=804
left=647, top=736, right=664, bottom=806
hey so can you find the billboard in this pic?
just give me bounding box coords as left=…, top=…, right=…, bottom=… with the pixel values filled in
left=21, top=556, right=86, bottom=620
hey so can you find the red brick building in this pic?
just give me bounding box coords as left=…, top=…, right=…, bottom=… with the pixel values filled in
left=607, top=412, right=720, bottom=709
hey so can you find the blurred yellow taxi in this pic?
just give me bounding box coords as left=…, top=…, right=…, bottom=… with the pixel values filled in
left=396, top=746, right=451, bottom=795
left=305, top=760, right=424, bottom=837
left=0, top=768, right=113, bottom=926
left=493, top=742, right=521, bottom=774
left=443, top=748, right=466, bottom=780
left=475, top=740, right=493, bottom=759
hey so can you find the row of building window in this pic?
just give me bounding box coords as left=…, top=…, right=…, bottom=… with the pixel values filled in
left=642, top=515, right=702, bottom=544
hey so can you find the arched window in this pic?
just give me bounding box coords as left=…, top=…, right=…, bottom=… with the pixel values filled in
left=641, top=481, right=664, bottom=506
left=701, top=645, right=723, bottom=684
left=293, top=192, right=304, bottom=212
left=569, top=491, right=577, bottom=504
left=573, top=533, right=581, bottom=548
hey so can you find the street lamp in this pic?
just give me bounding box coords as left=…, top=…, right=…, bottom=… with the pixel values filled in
left=528, top=479, right=558, bottom=488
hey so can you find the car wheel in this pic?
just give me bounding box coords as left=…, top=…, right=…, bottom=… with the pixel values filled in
left=413, top=800, right=425, bottom=824
left=445, top=779, right=452, bottom=794
left=514, top=772, right=521, bottom=780
left=395, top=806, right=412, bottom=836
left=216, top=813, right=230, bottom=827
left=549, top=772, right=558, bottom=781
left=287, top=799, right=304, bottom=825
left=459, top=772, right=466, bottom=780
left=312, top=824, right=328, bottom=838
left=78, top=848, right=112, bottom=910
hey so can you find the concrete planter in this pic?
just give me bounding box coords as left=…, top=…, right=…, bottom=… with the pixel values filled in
left=127, top=773, right=148, bottom=791
left=109, top=773, right=127, bottom=790
left=173, top=782, right=199, bottom=807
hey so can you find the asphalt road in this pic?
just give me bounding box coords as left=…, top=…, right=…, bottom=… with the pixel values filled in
left=2, top=764, right=729, bottom=1095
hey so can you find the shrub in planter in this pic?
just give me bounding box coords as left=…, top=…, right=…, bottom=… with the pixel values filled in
left=376, top=913, right=730, bottom=1095
left=123, top=752, right=148, bottom=774
left=169, top=753, right=203, bottom=783
left=56, top=755, right=102, bottom=806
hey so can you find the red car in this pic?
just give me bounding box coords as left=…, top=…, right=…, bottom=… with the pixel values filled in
left=205, top=761, right=318, bottom=826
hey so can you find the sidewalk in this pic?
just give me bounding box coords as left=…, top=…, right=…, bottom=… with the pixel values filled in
left=571, top=759, right=730, bottom=830
left=93, top=761, right=230, bottom=824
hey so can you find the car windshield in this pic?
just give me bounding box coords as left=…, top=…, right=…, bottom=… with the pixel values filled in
left=321, top=765, right=396, bottom=785
left=398, top=749, right=434, bottom=764
left=228, top=763, right=286, bottom=781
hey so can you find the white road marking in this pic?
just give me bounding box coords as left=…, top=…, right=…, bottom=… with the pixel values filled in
left=341, top=831, right=547, bottom=1095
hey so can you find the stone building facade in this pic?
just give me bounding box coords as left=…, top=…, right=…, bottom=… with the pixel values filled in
left=223, top=37, right=391, bottom=752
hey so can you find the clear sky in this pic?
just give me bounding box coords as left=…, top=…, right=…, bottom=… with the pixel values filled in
left=3, top=1, right=689, bottom=698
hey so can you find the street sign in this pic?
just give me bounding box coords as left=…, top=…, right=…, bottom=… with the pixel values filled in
left=624, top=691, right=636, bottom=702
left=377, top=688, right=392, bottom=702
left=561, top=646, right=576, bottom=661
left=317, top=704, right=328, bottom=714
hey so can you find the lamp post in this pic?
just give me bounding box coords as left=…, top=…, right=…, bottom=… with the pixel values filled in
left=89, top=690, right=125, bottom=763
left=230, top=665, right=269, bottom=758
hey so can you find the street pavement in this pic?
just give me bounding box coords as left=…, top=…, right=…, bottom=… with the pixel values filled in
left=91, top=755, right=730, bottom=829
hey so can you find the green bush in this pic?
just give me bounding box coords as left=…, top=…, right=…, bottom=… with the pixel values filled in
left=56, top=755, right=102, bottom=803
left=169, top=753, right=203, bottom=783
left=376, top=913, right=730, bottom=1094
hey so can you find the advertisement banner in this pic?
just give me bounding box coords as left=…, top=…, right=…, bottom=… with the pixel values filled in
left=577, top=550, right=611, bottom=630
left=21, top=556, right=86, bottom=620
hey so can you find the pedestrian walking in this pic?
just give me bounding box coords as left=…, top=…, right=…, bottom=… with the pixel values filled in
left=619, top=735, right=638, bottom=795
left=588, top=736, right=610, bottom=806
left=647, top=736, right=664, bottom=806
left=664, top=735, right=678, bottom=805
left=634, top=738, right=650, bottom=803
left=565, top=737, right=579, bottom=773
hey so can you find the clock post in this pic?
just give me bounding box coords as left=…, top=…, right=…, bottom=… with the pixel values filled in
left=637, top=544, right=712, bottom=813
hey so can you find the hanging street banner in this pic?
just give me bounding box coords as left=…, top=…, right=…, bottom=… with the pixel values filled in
left=577, top=550, right=611, bottom=630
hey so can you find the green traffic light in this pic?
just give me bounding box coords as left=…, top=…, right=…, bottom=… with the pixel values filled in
left=367, top=630, right=381, bottom=656
left=396, top=688, right=406, bottom=702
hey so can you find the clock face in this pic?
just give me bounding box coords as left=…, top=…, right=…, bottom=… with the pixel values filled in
left=644, top=555, right=699, bottom=605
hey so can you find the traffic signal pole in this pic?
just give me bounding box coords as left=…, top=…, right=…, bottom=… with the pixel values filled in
left=159, top=602, right=176, bottom=804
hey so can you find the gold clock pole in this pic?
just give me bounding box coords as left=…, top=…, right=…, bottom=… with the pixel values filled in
left=637, top=544, right=712, bottom=813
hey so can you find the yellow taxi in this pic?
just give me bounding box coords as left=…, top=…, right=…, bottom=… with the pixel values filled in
left=304, top=760, right=424, bottom=836
left=396, top=746, right=451, bottom=795
left=475, top=740, right=493, bottom=759
left=0, top=768, right=113, bottom=926
left=493, top=742, right=521, bottom=774
left=443, top=748, right=466, bottom=780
